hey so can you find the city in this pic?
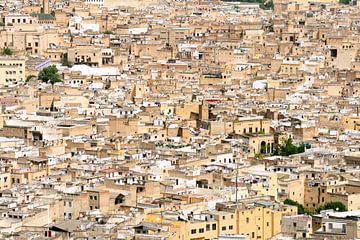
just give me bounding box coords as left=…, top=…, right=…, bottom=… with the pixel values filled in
left=0, top=0, right=359, bottom=239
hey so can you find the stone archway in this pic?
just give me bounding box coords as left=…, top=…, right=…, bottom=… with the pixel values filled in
left=260, top=141, right=267, bottom=154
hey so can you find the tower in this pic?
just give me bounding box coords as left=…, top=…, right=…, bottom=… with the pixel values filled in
left=42, top=0, right=49, bottom=14
left=199, top=101, right=209, bottom=121
left=110, top=139, right=124, bottom=159
left=115, top=139, right=121, bottom=151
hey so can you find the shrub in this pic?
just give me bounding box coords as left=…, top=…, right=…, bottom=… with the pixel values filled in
left=3, top=48, right=12, bottom=56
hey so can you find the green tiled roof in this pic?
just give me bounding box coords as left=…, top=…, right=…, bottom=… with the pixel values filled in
left=30, top=13, right=55, bottom=20
left=255, top=201, right=274, bottom=208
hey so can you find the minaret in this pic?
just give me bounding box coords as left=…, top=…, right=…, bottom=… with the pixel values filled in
left=42, top=0, right=49, bottom=14
left=110, top=139, right=124, bottom=159
left=199, top=101, right=209, bottom=120
left=115, top=139, right=121, bottom=152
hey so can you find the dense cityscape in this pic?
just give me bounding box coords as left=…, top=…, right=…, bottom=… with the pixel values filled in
left=0, top=0, right=360, bottom=239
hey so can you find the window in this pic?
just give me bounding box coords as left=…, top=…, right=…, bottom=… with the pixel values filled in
left=246, top=217, right=249, bottom=223
left=252, top=232, right=255, bottom=238
left=191, top=229, right=196, bottom=234
left=212, top=224, right=216, bottom=230
left=199, top=228, right=204, bottom=233
left=229, top=225, right=233, bottom=230
left=222, top=216, right=225, bottom=220
left=222, top=226, right=226, bottom=231
left=206, top=224, right=210, bottom=231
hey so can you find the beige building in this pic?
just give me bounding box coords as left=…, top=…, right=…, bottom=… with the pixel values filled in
left=0, top=56, right=25, bottom=86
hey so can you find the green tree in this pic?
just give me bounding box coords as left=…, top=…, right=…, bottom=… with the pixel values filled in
left=38, top=65, right=62, bottom=85
left=104, top=30, right=113, bottom=35
left=284, top=199, right=314, bottom=215
left=339, top=0, right=350, bottom=4
left=3, top=48, right=12, bottom=56
left=258, top=129, right=265, bottom=134
left=273, top=138, right=306, bottom=156
left=222, top=0, right=273, bottom=10
left=61, top=53, right=73, bottom=67
left=26, top=75, right=36, bottom=82
left=284, top=199, right=305, bottom=214
left=297, top=143, right=305, bottom=153
left=316, top=202, right=347, bottom=213
left=255, top=153, right=264, bottom=160
left=260, top=0, right=273, bottom=10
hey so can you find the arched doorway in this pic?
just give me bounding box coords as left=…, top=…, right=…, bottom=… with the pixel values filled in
left=260, top=141, right=267, bottom=154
